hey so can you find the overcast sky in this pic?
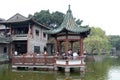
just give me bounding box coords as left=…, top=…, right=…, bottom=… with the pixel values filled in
left=0, top=0, right=120, bottom=35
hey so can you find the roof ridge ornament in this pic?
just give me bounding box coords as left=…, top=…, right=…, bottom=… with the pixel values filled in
left=67, top=4, right=71, bottom=13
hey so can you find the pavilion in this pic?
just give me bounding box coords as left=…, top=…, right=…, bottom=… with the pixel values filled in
left=45, top=5, right=90, bottom=57
left=44, top=5, right=90, bottom=72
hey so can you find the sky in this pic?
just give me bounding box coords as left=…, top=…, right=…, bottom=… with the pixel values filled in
left=0, top=0, right=120, bottom=35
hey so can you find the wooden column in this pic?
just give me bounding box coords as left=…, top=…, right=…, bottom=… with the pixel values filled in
left=27, top=23, right=30, bottom=53
left=70, top=41, right=74, bottom=51
left=55, top=36, right=58, bottom=53
left=80, top=35, right=83, bottom=56
left=9, top=43, right=12, bottom=59
left=65, top=33, right=69, bottom=65
left=65, top=33, right=68, bottom=57
left=8, top=24, right=13, bottom=58
left=59, top=41, right=62, bottom=53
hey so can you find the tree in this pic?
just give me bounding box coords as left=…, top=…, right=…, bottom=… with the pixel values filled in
left=84, top=27, right=111, bottom=54
left=108, top=35, right=120, bottom=50
left=51, top=11, right=65, bottom=28
left=33, top=10, right=52, bottom=26
left=29, top=10, right=83, bottom=28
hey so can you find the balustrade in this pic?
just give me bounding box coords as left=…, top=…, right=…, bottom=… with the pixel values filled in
left=12, top=55, right=85, bottom=66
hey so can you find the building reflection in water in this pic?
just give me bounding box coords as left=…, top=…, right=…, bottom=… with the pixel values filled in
left=55, top=72, right=85, bottom=80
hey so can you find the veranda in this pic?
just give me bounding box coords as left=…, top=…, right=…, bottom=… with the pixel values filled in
left=12, top=53, right=86, bottom=72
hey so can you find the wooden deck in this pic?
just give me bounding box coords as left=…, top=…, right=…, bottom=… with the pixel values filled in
left=12, top=54, right=86, bottom=72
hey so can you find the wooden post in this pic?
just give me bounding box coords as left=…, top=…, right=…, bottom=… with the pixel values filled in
left=59, top=41, right=62, bottom=53
left=40, top=28, right=42, bottom=39
left=44, top=54, right=47, bottom=65
left=22, top=55, right=25, bottom=65
left=65, top=33, right=69, bottom=66
left=27, top=23, right=30, bottom=53
left=65, top=33, right=68, bottom=57
left=9, top=42, right=13, bottom=59
left=55, top=36, right=58, bottom=53
left=80, top=35, right=83, bottom=56
left=70, top=41, right=74, bottom=51
left=33, top=54, right=36, bottom=65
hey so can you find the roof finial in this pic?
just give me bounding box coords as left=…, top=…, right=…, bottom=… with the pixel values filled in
left=69, top=4, right=70, bottom=10
left=67, top=4, right=71, bottom=13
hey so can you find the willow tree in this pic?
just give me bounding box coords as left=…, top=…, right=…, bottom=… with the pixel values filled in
left=84, top=27, right=111, bottom=54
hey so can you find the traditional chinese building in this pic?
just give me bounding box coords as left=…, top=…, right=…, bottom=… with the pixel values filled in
left=0, top=13, right=49, bottom=57
left=0, top=5, right=91, bottom=73
left=44, top=5, right=90, bottom=72
left=45, top=5, right=90, bottom=56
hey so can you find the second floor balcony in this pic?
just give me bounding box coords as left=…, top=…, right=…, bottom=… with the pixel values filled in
left=11, top=34, right=28, bottom=41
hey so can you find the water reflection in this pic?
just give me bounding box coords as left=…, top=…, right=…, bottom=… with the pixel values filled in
left=108, top=67, right=120, bottom=80
left=55, top=72, right=85, bottom=80
left=0, top=58, right=120, bottom=80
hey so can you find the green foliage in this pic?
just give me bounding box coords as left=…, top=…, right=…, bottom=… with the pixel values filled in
left=89, top=27, right=106, bottom=38
left=33, top=10, right=52, bottom=26
left=29, top=10, right=64, bottom=27
left=108, top=35, right=120, bottom=50
left=51, top=11, right=65, bottom=27
left=29, top=10, right=83, bottom=28
left=84, top=27, right=111, bottom=54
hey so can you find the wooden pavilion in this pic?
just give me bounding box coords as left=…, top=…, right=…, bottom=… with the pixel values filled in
left=45, top=5, right=90, bottom=58
left=44, top=5, right=91, bottom=72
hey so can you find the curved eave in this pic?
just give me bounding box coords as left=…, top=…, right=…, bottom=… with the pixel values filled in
left=44, top=28, right=62, bottom=34
left=44, top=26, right=90, bottom=35
left=66, top=25, right=90, bottom=33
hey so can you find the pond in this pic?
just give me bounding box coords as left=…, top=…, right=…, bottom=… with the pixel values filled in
left=0, top=57, right=120, bottom=80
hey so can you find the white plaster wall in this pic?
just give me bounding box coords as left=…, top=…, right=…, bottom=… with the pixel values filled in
left=28, top=25, right=48, bottom=53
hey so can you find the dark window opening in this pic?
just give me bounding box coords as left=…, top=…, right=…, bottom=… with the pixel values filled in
left=4, top=47, right=7, bottom=53
left=43, top=33, right=46, bottom=38
left=13, top=27, right=28, bottom=34
left=36, top=30, right=39, bottom=36
left=15, top=43, right=27, bottom=55
left=34, top=46, right=40, bottom=53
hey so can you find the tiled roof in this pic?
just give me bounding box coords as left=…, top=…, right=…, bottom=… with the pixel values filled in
left=0, top=13, right=50, bottom=29
left=7, top=13, right=28, bottom=22
left=44, top=5, right=90, bottom=34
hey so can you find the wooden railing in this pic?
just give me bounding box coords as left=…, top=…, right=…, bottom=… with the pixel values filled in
left=12, top=34, right=28, bottom=40
left=12, top=55, right=86, bottom=66
left=55, top=56, right=86, bottom=65
left=12, top=55, right=55, bottom=66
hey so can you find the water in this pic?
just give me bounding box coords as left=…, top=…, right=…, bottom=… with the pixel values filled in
left=108, top=67, right=120, bottom=80
left=0, top=57, right=120, bottom=80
